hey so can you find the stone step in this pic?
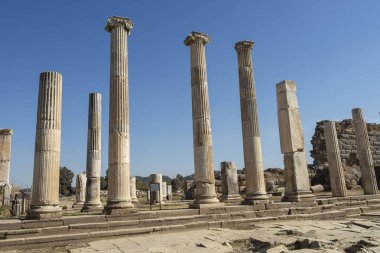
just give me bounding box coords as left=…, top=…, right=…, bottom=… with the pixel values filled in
left=0, top=207, right=372, bottom=249
left=1, top=195, right=380, bottom=249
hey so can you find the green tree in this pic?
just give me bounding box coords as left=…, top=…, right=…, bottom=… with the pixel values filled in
left=59, top=167, right=74, bottom=196
left=100, top=169, right=108, bottom=190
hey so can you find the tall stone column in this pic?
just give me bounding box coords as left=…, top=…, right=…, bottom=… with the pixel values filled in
left=0, top=129, right=13, bottom=186
left=83, top=93, right=103, bottom=211
left=324, top=121, right=348, bottom=197
left=352, top=108, right=379, bottom=195
left=27, top=71, right=62, bottom=219
left=130, top=176, right=138, bottom=203
left=276, top=80, right=314, bottom=202
left=184, top=32, right=222, bottom=208
left=235, top=41, right=268, bottom=204
left=105, top=16, right=134, bottom=214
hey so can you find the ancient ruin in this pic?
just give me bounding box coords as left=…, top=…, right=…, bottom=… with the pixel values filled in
left=1, top=13, right=379, bottom=253
left=73, top=173, right=87, bottom=209
left=324, top=121, right=348, bottom=197
left=105, top=16, right=134, bottom=214
left=276, top=80, right=315, bottom=202
left=27, top=71, right=63, bottom=219
left=130, top=176, right=138, bottom=203
left=220, top=161, right=241, bottom=202
left=184, top=32, right=223, bottom=208
left=0, top=129, right=13, bottom=186
left=82, top=93, right=103, bottom=211
left=352, top=108, right=379, bottom=195
left=235, top=41, right=268, bottom=204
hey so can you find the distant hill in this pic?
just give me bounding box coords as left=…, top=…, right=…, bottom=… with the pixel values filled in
left=136, top=175, right=172, bottom=184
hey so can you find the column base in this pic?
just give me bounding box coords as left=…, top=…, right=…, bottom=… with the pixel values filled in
left=222, top=194, right=242, bottom=203
left=189, top=202, right=225, bottom=209
left=72, top=202, right=84, bottom=209
left=194, top=194, right=220, bottom=205
left=81, top=202, right=103, bottom=212
left=26, top=205, right=62, bottom=220
left=282, top=191, right=315, bottom=203
left=104, top=200, right=135, bottom=215
left=131, top=198, right=139, bottom=203
left=243, top=193, right=270, bottom=205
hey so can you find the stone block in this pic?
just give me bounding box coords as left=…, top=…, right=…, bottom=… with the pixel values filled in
left=21, top=219, right=63, bottom=229
left=0, top=220, right=21, bottom=230
left=63, top=215, right=105, bottom=225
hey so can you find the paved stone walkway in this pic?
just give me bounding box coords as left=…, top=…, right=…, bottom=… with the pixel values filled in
left=68, top=214, right=380, bottom=253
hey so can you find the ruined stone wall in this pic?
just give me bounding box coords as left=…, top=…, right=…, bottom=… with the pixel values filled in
left=311, top=119, right=380, bottom=167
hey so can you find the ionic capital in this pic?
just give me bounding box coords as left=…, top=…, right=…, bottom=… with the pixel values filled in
left=184, top=31, right=211, bottom=46
left=0, top=129, right=13, bottom=135
left=235, top=40, right=254, bottom=51
left=105, top=16, right=134, bottom=34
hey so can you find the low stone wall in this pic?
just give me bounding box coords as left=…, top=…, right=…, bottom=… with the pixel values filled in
left=311, top=119, right=380, bottom=167
left=310, top=120, right=380, bottom=188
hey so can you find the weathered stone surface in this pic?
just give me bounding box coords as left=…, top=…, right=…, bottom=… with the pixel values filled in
left=276, top=80, right=314, bottom=203
left=2, top=183, right=12, bottom=207
left=352, top=108, right=379, bottom=195
left=149, top=174, right=163, bottom=204
left=162, top=181, right=167, bottom=201
left=83, top=93, right=103, bottom=211
left=27, top=71, right=63, bottom=219
left=105, top=16, right=135, bottom=213
left=184, top=180, right=195, bottom=200
left=130, top=176, right=138, bottom=203
left=310, top=184, right=324, bottom=193
left=324, top=121, right=348, bottom=197
left=235, top=41, right=268, bottom=204
left=73, top=173, right=87, bottom=208
left=0, top=129, right=13, bottom=186
left=184, top=31, right=220, bottom=206
left=167, top=184, right=172, bottom=200
left=220, top=161, right=241, bottom=202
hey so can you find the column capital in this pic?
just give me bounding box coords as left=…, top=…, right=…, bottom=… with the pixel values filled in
left=0, top=129, right=13, bottom=135
left=235, top=40, right=254, bottom=51
left=184, top=31, right=211, bottom=46
left=105, top=16, right=134, bottom=34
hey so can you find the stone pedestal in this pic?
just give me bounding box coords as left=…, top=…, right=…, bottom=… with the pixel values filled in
left=149, top=174, right=163, bottom=204
left=162, top=181, right=167, bottom=201
left=324, top=121, right=348, bottom=197
left=352, top=108, right=379, bottom=195
left=184, top=32, right=222, bottom=208
left=0, top=129, right=13, bottom=186
left=276, top=80, right=314, bottom=202
left=73, top=173, right=87, bottom=209
left=130, top=176, right=138, bottom=203
left=82, top=93, right=103, bottom=211
left=167, top=185, right=173, bottom=201
left=104, top=16, right=135, bottom=214
left=2, top=183, right=11, bottom=207
left=27, top=71, right=63, bottom=219
left=221, top=161, right=241, bottom=202
left=235, top=41, right=268, bottom=204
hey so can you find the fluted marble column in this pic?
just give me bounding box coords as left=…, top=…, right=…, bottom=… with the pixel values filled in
left=83, top=93, right=103, bottom=211
left=184, top=32, right=222, bottom=207
left=0, top=129, right=13, bottom=186
left=352, top=108, right=379, bottom=195
left=130, top=176, right=138, bottom=203
left=276, top=80, right=314, bottom=202
left=27, top=71, right=62, bottom=219
left=235, top=41, right=268, bottom=204
left=105, top=16, right=134, bottom=214
left=324, top=121, right=348, bottom=197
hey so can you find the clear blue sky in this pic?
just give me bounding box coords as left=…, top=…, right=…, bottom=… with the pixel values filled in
left=1, top=1, right=379, bottom=187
